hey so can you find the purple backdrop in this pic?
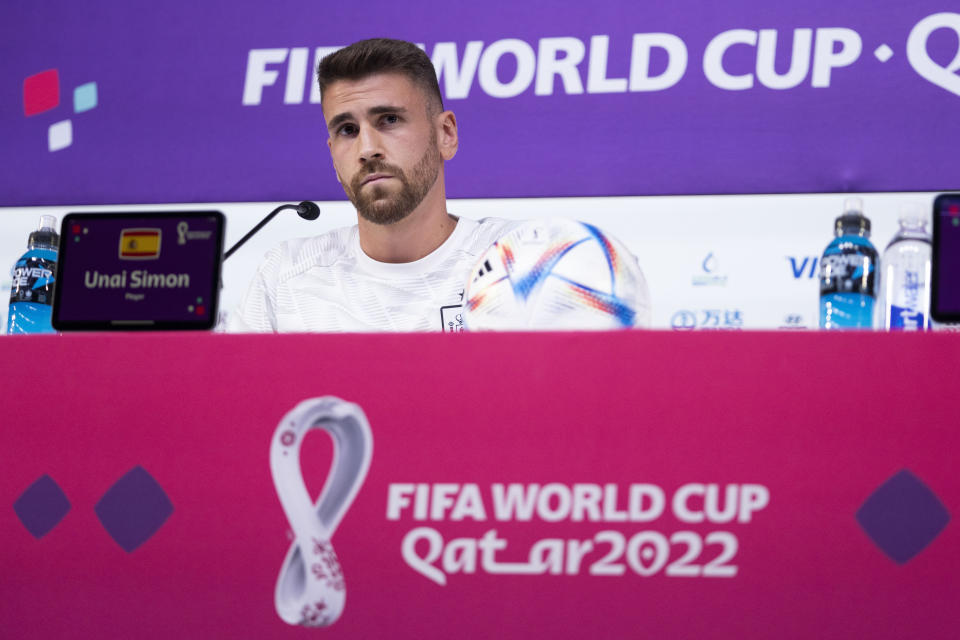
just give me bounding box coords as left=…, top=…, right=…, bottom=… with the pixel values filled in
left=2, top=1, right=959, bottom=205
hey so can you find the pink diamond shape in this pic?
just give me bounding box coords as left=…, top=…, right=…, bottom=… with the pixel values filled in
left=24, top=69, right=60, bottom=117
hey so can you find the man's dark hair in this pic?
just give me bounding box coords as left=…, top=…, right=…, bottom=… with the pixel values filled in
left=317, top=38, right=444, bottom=112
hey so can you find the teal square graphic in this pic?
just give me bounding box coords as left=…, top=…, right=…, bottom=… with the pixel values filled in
left=73, top=82, right=97, bottom=113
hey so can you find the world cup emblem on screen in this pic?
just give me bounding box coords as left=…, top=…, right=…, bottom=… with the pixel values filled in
left=269, top=397, right=373, bottom=627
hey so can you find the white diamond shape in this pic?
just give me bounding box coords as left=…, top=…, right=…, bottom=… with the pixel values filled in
left=48, top=119, right=73, bottom=152
left=874, top=45, right=894, bottom=63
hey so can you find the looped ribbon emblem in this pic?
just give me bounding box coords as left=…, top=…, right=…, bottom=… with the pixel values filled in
left=270, top=397, right=373, bottom=627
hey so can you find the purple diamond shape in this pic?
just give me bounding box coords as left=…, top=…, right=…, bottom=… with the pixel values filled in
left=13, top=474, right=71, bottom=539
left=856, top=469, right=950, bottom=564
left=95, top=466, right=173, bottom=552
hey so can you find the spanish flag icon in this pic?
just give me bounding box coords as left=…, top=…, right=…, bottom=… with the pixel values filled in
left=119, top=228, right=162, bottom=259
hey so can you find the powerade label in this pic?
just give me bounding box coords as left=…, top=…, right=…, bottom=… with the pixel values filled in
left=9, top=253, right=56, bottom=306
left=820, top=293, right=875, bottom=329
left=819, top=237, right=877, bottom=297
left=889, top=304, right=926, bottom=330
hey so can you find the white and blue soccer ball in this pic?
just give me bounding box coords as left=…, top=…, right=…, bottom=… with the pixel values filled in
left=463, top=218, right=650, bottom=330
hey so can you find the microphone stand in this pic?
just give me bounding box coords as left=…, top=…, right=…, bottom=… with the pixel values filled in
left=224, top=201, right=320, bottom=262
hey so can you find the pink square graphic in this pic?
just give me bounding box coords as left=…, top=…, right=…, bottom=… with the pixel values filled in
left=23, top=69, right=60, bottom=117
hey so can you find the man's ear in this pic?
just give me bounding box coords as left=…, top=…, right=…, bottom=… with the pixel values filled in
left=437, top=110, right=458, bottom=161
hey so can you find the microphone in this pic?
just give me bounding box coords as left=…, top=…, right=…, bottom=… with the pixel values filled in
left=224, top=201, right=321, bottom=261
left=295, top=200, right=321, bottom=220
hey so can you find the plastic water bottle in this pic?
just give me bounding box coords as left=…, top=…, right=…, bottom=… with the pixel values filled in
left=879, top=205, right=931, bottom=331
left=7, top=215, right=59, bottom=335
left=819, top=198, right=878, bottom=330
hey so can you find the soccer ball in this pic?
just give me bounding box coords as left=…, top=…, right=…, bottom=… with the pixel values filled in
left=463, top=218, right=650, bottom=330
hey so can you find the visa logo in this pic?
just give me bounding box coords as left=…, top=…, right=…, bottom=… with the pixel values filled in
left=787, top=256, right=818, bottom=279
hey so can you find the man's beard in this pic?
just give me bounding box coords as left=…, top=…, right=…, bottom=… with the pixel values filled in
left=346, top=136, right=442, bottom=226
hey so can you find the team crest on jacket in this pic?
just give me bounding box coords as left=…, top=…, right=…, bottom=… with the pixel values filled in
left=440, top=304, right=464, bottom=332
left=440, top=289, right=465, bottom=331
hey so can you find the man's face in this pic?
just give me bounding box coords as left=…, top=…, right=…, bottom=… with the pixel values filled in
left=323, top=73, right=445, bottom=225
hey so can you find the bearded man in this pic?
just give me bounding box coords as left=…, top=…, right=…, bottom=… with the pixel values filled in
left=229, top=38, right=516, bottom=332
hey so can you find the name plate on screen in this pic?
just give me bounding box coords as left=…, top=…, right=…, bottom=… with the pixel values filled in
left=52, top=211, right=224, bottom=330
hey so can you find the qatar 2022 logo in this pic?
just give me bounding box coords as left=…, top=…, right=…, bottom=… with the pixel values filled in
left=22, top=69, right=99, bottom=152
left=270, top=397, right=373, bottom=627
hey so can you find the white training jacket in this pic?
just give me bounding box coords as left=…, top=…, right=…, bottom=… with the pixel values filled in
left=226, top=216, right=517, bottom=333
